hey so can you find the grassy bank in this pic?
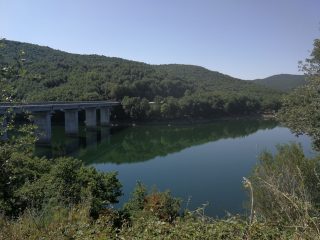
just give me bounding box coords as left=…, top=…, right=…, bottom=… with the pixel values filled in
left=111, top=114, right=276, bottom=127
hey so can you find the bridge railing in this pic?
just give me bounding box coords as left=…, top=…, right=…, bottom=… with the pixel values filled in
left=0, top=100, right=120, bottom=106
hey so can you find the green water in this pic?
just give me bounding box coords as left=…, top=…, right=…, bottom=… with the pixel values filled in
left=36, top=119, right=314, bottom=217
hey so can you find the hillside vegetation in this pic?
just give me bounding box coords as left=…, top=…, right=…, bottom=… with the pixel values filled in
left=0, top=39, right=282, bottom=119
left=253, top=74, right=305, bottom=92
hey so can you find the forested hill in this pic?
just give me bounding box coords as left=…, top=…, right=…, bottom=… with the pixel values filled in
left=253, top=74, right=305, bottom=92
left=0, top=39, right=282, bottom=119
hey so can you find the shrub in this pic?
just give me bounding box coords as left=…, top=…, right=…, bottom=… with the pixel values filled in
left=0, top=147, right=122, bottom=217
left=249, top=143, right=320, bottom=233
left=124, top=182, right=181, bottom=223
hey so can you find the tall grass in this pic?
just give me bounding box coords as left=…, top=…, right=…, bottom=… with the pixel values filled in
left=249, top=143, right=320, bottom=238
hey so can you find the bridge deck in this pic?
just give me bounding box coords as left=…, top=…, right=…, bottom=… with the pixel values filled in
left=0, top=101, right=120, bottom=114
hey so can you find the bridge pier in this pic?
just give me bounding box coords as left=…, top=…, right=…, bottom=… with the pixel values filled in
left=100, top=107, right=111, bottom=126
left=0, top=101, right=119, bottom=145
left=33, top=111, right=52, bottom=145
left=85, top=108, right=97, bottom=130
left=64, top=109, right=79, bottom=136
left=0, top=117, right=8, bottom=141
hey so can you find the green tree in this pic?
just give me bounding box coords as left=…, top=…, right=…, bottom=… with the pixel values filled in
left=0, top=46, right=122, bottom=218
left=124, top=182, right=181, bottom=223
left=121, top=96, right=150, bottom=120
left=278, top=39, right=320, bottom=149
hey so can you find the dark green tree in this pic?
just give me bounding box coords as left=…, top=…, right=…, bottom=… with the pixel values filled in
left=0, top=46, right=122, bottom=217
left=278, top=39, right=320, bottom=149
left=121, top=96, right=150, bottom=120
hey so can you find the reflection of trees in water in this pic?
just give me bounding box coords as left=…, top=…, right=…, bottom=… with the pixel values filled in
left=80, top=120, right=277, bottom=165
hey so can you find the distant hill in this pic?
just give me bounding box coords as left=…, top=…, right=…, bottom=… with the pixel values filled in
left=0, top=39, right=280, bottom=101
left=253, top=74, right=305, bottom=92
left=0, top=39, right=283, bottom=119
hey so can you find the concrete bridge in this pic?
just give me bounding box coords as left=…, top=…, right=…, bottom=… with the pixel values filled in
left=0, top=101, right=120, bottom=144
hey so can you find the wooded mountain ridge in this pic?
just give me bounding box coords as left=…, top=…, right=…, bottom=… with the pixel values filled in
left=0, top=39, right=282, bottom=101
left=0, top=39, right=294, bottom=119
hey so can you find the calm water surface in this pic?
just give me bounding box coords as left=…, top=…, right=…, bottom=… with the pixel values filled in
left=36, top=120, right=314, bottom=217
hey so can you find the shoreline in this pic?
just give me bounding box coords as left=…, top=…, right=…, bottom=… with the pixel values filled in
left=111, top=114, right=277, bottom=127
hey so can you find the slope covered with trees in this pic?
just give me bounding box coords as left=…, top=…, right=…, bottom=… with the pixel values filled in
left=0, top=39, right=282, bottom=119
left=253, top=74, right=305, bottom=92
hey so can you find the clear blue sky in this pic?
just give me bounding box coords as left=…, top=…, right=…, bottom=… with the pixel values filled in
left=1, top=0, right=319, bottom=79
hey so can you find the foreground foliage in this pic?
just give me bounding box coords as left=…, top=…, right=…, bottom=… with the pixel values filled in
left=278, top=38, right=320, bottom=149
left=0, top=141, right=122, bottom=218
left=1, top=144, right=320, bottom=239
left=250, top=144, right=320, bottom=237
left=0, top=207, right=296, bottom=240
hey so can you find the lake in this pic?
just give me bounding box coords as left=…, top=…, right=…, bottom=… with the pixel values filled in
left=36, top=119, right=314, bottom=217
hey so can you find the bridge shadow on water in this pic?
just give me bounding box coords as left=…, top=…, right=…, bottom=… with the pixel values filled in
left=35, top=119, right=278, bottom=165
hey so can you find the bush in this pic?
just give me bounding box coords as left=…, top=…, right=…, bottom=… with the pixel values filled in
left=124, top=182, right=181, bottom=223
left=249, top=143, right=320, bottom=232
left=0, top=204, right=297, bottom=240
left=0, top=203, right=118, bottom=240
left=0, top=147, right=122, bottom=217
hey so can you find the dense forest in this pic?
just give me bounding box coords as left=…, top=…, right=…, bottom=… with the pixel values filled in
left=0, top=39, right=283, bottom=120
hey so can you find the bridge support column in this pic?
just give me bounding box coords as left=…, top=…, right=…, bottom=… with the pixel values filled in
left=100, top=107, right=111, bottom=126
left=0, top=117, right=8, bottom=141
left=33, top=111, right=52, bottom=145
left=85, top=108, right=97, bottom=130
left=64, top=109, right=79, bottom=136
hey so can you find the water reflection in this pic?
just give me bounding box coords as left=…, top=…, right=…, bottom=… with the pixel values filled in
left=35, top=119, right=277, bottom=163
left=99, top=127, right=111, bottom=143
left=80, top=120, right=277, bottom=164
left=86, top=131, right=98, bottom=148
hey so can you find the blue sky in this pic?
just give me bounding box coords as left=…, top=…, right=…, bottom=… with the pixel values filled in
left=1, top=0, right=319, bottom=79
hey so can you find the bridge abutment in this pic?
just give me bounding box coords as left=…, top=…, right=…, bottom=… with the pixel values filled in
left=33, top=111, right=52, bottom=145
left=64, top=109, right=79, bottom=136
